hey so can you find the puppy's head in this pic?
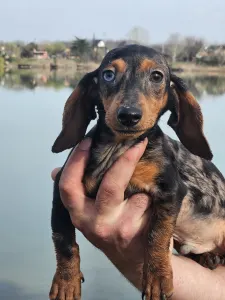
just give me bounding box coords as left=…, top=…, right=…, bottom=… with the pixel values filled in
left=52, top=44, right=212, bottom=160
left=98, top=45, right=169, bottom=140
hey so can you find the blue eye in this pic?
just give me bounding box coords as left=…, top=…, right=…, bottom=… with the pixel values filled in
left=103, top=70, right=115, bottom=82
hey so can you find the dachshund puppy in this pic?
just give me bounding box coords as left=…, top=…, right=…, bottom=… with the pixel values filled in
left=49, top=44, right=225, bottom=300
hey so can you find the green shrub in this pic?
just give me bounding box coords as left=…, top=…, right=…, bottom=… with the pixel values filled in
left=0, top=57, right=4, bottom=76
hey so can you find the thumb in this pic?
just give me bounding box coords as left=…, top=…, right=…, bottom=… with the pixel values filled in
left=51, top=167, right=61, bottom=181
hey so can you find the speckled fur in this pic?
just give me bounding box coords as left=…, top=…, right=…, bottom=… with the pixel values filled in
left=167, top=137, right=225, bottom=216
left=84, top=123, right=225, bottom=219
left=83, top=124, right=225, bottom=260
left=49, top=45, right=225, bottom=300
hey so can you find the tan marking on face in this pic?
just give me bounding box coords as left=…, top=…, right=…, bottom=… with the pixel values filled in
left=103, top=93, right=147, bottom=142
left=138, top=59, right=157, bottom=72
left=103, top=95, right=122, bottom=126
left=102, top=90, right=168, bottom=142
left=102, top=96, right=111, bottom=112
left=101, top=61, right=168, bottom=142
left=110, top=58, right=127, bottom=73
left=137, top=91, right=168, bottom=129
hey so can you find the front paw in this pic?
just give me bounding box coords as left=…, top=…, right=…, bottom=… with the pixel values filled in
left=194, top=252, right=225, bottom=270
left=142, top=268, right=173, bottom=300
left=49, top=271, right=84, bottom=300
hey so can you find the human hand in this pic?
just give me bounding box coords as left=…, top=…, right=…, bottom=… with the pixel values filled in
left=51, top=138, right=225, bottom=300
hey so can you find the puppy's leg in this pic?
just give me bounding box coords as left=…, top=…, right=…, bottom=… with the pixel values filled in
left=187, top=252, right=225, bottom=270
left=142, top=198, right=182, bottom=300
left=49, top=170, right=83, bottom=300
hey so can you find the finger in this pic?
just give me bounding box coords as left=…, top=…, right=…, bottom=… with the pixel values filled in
left=60, top=138, right=91, bottom=192
left=125, top=193, right=151, bottom=220
left=59, top=138, right=92, bottom=211
left=51, top=167, right=61, bottom=181
left=95, top=138, right=148, bottom=214
left=118, top=194, right=151, bottom=238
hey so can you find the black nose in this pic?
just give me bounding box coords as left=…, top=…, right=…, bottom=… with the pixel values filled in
left=117, top=107, right=142, bottom=127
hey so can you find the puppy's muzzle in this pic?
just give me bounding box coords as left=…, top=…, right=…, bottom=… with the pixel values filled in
left=117, top=106, right=142, bottom=127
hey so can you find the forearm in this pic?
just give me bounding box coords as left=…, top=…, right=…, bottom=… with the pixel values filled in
left=105, top=252, right=225, bottom=300
left=172, top=255, right=225, bottom=300
left=52, top=140, right=225, bottom=300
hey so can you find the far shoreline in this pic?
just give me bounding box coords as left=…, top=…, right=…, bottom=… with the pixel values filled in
left=171, top=62, right=225, bottom=76
left=3, top=59, right=225, bottom=77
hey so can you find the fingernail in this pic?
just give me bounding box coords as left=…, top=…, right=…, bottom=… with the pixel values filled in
left=143, top=137, right=148, bottom=144
left=132, top=138, right=148, bottom=160
left=134, top=137, right=148, bottom=148
left=78, top=138, right=92, bottom=151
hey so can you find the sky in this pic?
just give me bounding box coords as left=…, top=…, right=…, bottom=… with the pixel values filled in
left=1, top=0, right=225, bottom=44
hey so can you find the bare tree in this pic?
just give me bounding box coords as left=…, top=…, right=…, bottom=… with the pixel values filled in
left=180, top=37, right=204, bottom=62
left=164, top=33, right=184, bottom=63
left=126, top=26, right=150, bottom=45
left=164, top=34, right=204, bottom=63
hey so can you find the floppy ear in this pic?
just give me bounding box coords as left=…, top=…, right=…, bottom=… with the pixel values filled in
left=52, top=69, right=99, bottom=153
left=168, top=74, right=213, bottom=160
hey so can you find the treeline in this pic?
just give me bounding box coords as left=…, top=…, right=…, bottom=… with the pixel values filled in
left=0, top=32, right=225, bottom=65
left=0, top=57, right=4, bottom=75
left=0, top=37, right=100, bottom=61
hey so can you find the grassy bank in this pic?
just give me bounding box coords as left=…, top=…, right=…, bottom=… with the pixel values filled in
left=8, top=58, right=99, bottom=72
left=0, top=57, right=4, bottom=76
left=171, top=62, right=225, bottom=76
left=7, top=58, right=225, bottom=76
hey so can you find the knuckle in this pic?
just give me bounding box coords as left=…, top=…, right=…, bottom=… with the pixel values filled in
left=99, top=180, right=118, bottom=199
left=133, top=194, right=149, bottom=210
left=59, top=179, right=81, bottom=211
left=118, top=223, right=132, bottom=242
left=70, top=215, right=82, bottom=231
left=94, top=220, right=111, bottom=241
left=59, top=178, right=72, bottom=196
left=121, top=152, right=136, bottom=165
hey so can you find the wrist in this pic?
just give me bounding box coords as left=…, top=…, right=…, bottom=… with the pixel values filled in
left=103, top=250, right=225, bottom=300
left=103, top=245, right=144, bottom=290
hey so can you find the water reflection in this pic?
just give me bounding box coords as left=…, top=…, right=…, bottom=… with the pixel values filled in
left=0, top=281, right=45, bottom=300
left=1, top=70, right=225, bottom=99
left=184, top=76, right=225, bottom=99
left=1, top=70, right=225, bottom=300
left=0, top=70, right=84, bottom=91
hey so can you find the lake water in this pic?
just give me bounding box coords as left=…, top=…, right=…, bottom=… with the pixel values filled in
left=1, top=72, right=225, bottom=300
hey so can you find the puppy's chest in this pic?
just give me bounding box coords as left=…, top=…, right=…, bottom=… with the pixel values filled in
left=83, top=142, right=161, bottom=198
